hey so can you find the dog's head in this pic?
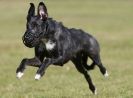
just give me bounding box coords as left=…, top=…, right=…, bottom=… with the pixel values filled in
left=23, top=2, right=48, bottom=48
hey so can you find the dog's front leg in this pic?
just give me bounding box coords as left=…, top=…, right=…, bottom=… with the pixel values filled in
left=35, top=56, right=63, bottom=80
left=16, top=57, right=42, bottom=79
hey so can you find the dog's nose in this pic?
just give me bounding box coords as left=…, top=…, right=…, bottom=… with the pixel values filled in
left=23, top=32, right=33, bottom=41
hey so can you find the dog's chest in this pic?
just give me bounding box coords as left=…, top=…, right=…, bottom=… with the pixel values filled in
left=46, top=40, right=56, bottom=50
left=41, top=39, right=56, bottom=51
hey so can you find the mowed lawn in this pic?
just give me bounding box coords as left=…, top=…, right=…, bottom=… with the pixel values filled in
left=0, top=0, right=133, bottom=98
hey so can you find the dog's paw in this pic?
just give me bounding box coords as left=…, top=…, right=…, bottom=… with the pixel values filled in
left=16, top=72, right=24, bottom=79
left=93, top=88, right=97, bottom=95
left=35, top=74, right=41, bottom=80
left=104, top=70, right=109, bottom=78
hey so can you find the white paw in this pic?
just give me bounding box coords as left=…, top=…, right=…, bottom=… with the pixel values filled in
left=35, top=74, right=41, bottom=80
left=94, top=88, right=97, bottom=95
left=17, top=72, right=24, bottom=79
left=104, top=70, right=109, bottom=78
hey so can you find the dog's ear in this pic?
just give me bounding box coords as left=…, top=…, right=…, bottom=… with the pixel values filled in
left=27, top=3, right=35, bottom=21
left=37, top=2, right=48, bottom=21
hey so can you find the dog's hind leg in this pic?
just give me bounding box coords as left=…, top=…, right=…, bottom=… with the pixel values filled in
left=72, top=54, right=97, bottom=95
left=90, top=53, right=108, bottom=77
left=82, top=53, right=96, bottom=71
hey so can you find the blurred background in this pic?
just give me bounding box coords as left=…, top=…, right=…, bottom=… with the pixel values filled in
left=0, top=0, right=133, bottom=98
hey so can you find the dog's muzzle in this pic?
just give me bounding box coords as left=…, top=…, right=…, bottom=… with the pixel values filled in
left=22, top=34, right=37, bottom=48
left=22, top=36, right=33, bottom=48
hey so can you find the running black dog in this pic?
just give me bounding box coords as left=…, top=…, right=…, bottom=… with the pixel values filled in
left=16, top=2, right=108, bottom=94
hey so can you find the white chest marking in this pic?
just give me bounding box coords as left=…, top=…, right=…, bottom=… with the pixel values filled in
left=46, top=41, right=56, bottom=50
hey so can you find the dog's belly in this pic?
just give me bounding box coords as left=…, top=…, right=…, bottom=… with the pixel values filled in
left=53, top=60, right=69, bottom=66
left=52, top=56, right=70, bottom=66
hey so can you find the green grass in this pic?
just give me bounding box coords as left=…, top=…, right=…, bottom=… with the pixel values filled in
left=0, top=0, right=133, bottom=98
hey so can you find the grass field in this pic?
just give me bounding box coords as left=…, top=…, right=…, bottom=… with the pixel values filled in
left=0, top=0, right=133, bottom=98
